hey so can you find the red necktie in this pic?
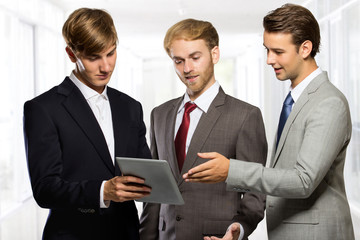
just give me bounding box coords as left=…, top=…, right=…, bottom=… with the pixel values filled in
left=175, top=102, right=197, bottom=171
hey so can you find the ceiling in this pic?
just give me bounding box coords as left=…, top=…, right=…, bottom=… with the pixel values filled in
left=47, top=0, right=306, bottom=58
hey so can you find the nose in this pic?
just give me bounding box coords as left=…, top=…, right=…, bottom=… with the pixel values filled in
left=100, top=58, right=111, bottom=72
left=183, top=60, right=193, bottom=74
left=266, top=51, right=275, bottom=66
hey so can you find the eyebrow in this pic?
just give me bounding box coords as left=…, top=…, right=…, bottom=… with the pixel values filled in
left=88, top=46, right=117, bottom=57
left=263, top=44, right=284, bottom=51
left=103, top=46, right=117, bottom=56
left=172, top=51, right=202, bottom=60
left=108, top=46, right=117, bottom=54
left=189, top=51, right=202, bottom=57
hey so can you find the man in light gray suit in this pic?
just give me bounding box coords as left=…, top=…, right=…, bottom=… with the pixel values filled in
left=139, top=19, right=267, bottom=240
left=183, top=4, right=355, bottom=240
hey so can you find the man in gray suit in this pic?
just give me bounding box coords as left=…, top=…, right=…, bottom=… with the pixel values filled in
left=183, top=4, right=355, bottom=240
left=139, top=19, right=267, bottom=240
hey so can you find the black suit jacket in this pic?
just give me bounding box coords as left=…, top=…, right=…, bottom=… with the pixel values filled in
left=24, top=77, right=151, bottom=240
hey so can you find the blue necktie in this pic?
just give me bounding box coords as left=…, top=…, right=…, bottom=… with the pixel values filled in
left=277, top=92, right=294, bottom=148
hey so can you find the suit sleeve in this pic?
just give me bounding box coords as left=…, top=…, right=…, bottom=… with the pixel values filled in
left=226, top=96, right=351, bottom=198
left=139, top=108, right=160, bottom=239
left=23, top=100, right=102, bottom=210
left=232, top=107, right=267, bottom=238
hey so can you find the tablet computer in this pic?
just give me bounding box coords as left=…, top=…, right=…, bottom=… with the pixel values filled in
left=115, top=157, right=184, bottom=205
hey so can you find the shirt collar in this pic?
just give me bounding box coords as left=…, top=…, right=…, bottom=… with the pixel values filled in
left=69, top=71, right=108, bottom=101
left=178, top=81, right=220, bottom=113
left=290, top=67, right=322, bottom=103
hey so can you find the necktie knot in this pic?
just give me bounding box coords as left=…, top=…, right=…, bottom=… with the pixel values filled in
left=284, top=92, right=294, bottom=106
left=184, top=102, right=197, bottom=114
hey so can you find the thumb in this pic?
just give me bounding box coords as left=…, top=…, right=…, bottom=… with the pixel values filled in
left=230, top=223, right=238, bottom=232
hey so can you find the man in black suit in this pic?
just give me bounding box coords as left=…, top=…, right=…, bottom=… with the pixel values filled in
left=23, top=8, right=151, bottom=240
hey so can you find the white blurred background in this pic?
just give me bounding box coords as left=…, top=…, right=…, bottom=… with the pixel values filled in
left=0, top=0, right=359, bottom=239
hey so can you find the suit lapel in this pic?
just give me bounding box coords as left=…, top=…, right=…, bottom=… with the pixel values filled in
left=59, top=78, right=115, bottom=174
left=272, top=93, right=309, bottom=166
left=272, top=72, right=328, bottom=167
left=167, top=97, right=183, bottom=181
left=107, top=88, right=129, bottom=176
left=179, top=88, right=226, bottom=185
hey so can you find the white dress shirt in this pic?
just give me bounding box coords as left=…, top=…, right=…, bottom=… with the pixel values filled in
left=69, top=72, right=114, bottom=208
left=290, top=67, right=322, bottom=106
left=174, top=81, right=220, bottom=150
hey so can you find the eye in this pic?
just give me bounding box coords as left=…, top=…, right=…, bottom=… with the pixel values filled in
left=174, top=59, right=183, bottom=64
left=87, top=56, right=99, bottom=61
left=271, top=49, right=284, bottom=55
left=107, top=51, right=115, bottom=57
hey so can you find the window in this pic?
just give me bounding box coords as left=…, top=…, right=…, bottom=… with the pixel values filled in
left=0, top=2, right=65, bottom=239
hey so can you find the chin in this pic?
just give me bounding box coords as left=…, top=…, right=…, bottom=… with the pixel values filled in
left=275, top=74, right=287, bottom=81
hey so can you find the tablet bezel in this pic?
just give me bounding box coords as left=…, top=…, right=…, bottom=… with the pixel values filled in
left=115, top=157, right=184, bottom=205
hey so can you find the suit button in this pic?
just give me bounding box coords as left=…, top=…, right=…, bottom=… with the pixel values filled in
left=176, top=216, right=181, bottom=221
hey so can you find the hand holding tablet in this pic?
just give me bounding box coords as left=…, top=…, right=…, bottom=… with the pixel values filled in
left=116, top=157, right=184, bottom=205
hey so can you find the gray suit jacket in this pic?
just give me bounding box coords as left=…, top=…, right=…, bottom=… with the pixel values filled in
left=140, top=88, right=267, bottom=240
left=226, top=72, right=355, bottom=240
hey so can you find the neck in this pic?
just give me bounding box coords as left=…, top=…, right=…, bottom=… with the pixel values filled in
left=187, top=78, right=215, bottom=101
left=291, top=59, right=318, bottom=88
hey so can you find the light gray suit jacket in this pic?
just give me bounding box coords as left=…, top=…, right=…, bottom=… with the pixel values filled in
left=140, top=88, right=267, bottom=240
left=226, top=72, right=355, bottom=240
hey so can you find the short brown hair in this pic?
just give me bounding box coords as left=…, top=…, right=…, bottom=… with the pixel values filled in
left=263, top=4, right=320, bottom=58
left=62, top=8, right=118, bottom=55
left=163, top=18, right=219, bottom=56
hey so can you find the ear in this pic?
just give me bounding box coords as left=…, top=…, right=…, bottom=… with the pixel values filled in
left=211, top=46, right=220, bottom=64
left=299, top=40, right=313, bottom=59
left=65, top=47, right=77, bottom=63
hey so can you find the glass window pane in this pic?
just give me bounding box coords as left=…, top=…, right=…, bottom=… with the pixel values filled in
left=343, top=1, right=360, bottom=208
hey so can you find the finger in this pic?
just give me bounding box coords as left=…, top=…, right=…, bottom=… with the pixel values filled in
left=185, top=177, right=213, bottom=183
left=120, top=183, right=152, bottom=193
left=210, top=237, right=221, bottom=240
left=228, top=223, right=240, bottom=239
left=120, top=175, right=146, bottom=184
left=187, top=161, right=212, bottom=175
left=185, top=173, right=223, bottom=183
left=230, top=224, right=239, bottom=232
left=197, top=152, right=218, bottom=159
left=184, top=171, right=215, bottom=183
left=186, top=168, right=213, bottom=179
left=118, top=191, right=151, bottom=202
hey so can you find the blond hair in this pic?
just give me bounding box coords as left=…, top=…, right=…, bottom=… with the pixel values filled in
left=62, top=8, right=118, bottom=55
left=164, top=18, right=219, bottom=56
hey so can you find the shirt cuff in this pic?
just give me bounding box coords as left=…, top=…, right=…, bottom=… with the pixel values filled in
left=239, top=223, right=244, bottom=240
left=100, top=180, right=110, bottom=208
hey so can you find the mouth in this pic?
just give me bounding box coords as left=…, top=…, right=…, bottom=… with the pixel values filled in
left=97, top=73, right=110, bottom=80
left=273, top=67, right=282, bottom=74
left=184, top=75, right=199, bottom=83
